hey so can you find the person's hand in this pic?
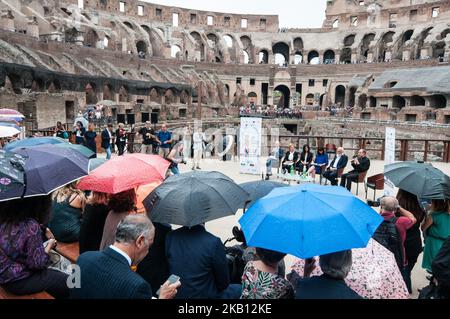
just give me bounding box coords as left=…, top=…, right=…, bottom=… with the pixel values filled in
left=304, top=258, right=317, bottom=278
left=158, top=280, right=181, bottom=299
left=44, top=239, right=57, bottom=254
left=45, top=227, right=55, bottom=240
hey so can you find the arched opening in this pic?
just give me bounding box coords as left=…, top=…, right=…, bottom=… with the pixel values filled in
left=4, top=74, right=22, bottom=94
left=384, top=81, right=398, bottom=88
left=223, top=34, right=237, bottom=62
left=306, top=93, right=315, bottom=105
left=340, top=48, right=352, bottom=63
left=136, top=40, right=148, bottom=57
left=332, top=19, right=339, bottom=28
left=294, top=37, right=303, bottom=51
left=103, top=84, right=114, bottom=101
left=164, top=89, right=174, bottom=105
left=379, top=31, right=395, bottom=62
left=223, top=35, right=233, bottom=48
left=294, top=51, right=303, bottom=64
left=84, top=29, right=99, bottom=47
left=393, top=95, right=406, bottom=109
left=360, top=33, right=375, bottom=58
left=344, top=34, right=356, bottom=47
left=31, top=78, right=45, bottom=92
left=410, top=95, right=425, bottom=106
left=308, top=50, right=320, bottom=64
left=180, top=90, right=189, bottom=104
left=247, top=92, right=257, bottom=104
left=191, top=31, right=205, bottom=62
left=323, top=50, right=335, bottom=64
left=319, top=94, right=326, bottom=107
left=259, top=50, right=269, bottom=64
left=430, top=95, right=447, bottom=108
left=149, top=88, right=161, bottom=103
left=208, top=33, right=223, bottom=62
left=358, top=94, right=368, bottom=109
left=416, top=27, right=433, bottom=59
left=272, top=42, right=290, bottom=66
left=171, top=45, right=181, bottom=58
left=240, top=35, right=254, bottom=64
left=369, top=96, right=377, bottom=108
left=47, top=80, right=61, bottom=93
left=432, top=41, right=446, bottom=59
left=85, top=83, right=98, bottom=104
left=123, top=21, right=134, bottom=30
left=119, top=86, right=129, bottom=102
left=274, top=85, right=290, bottom=109
left=440, top=29, right=450, bottom=40
left=64, top=27, right=80, bottom=44
left=335, top=85, right=346, bottom=106
left=348, top=87, right=357, bottom=107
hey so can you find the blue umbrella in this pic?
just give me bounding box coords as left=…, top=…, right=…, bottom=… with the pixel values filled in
left=239, top=184, right=383, bottom=259
left=5, top=145, right=89, bottom=199
left=4, top=137, right=67, bottom=151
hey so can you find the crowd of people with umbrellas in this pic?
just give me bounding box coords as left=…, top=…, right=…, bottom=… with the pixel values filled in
left=0, top=121, right=449, bottom=299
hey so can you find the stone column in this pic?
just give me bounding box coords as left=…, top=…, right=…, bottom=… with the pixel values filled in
left=366, top=52, right=374, bottom=63
left=1, top=10, right=15, bottom=32
left=402, top=49, right=411, bottom=61
left=26, top=16, right=39, bottom=38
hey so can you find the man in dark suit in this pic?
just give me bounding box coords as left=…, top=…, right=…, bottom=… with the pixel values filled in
left=71, top=215, right=180, bottom=299
left=340, top=149, right=371, bottom=191
left=323, top=147, right=348, bottom=186
left=166, top=225, right=241, bottom=299
left=295, top=250, right=362, bottom=299
left=282, top=144, right=299, bottom=174
left=101, top=124, right=114, bottom=159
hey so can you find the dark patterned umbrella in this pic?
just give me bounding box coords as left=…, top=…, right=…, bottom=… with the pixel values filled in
left=144, top=171, right=250, bottom=227
left=0, top=150, right=26, bottom=201
left=240, top=180, right=288, bottom=209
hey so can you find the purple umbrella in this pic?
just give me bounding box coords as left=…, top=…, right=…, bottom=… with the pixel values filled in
left=1, top=145, right=89, bottom=200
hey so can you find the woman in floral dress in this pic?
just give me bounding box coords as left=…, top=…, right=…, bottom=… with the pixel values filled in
left=241, top=247, right=294, bottom=299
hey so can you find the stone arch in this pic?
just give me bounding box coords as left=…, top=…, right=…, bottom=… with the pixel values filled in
left=340, top=47, right=352, bottom=63
left=84, top=28, right=99, bottom=48
left=164, top=89, right=174, bottom=105
left=432, top=41, right=446, bottom=59
left=118, top=85, right=130, bottom=102
left=273, top=42, right=290, bottom=65
left=378, top=31, right=395, bottom=62
left=440, top=28, right=450, bottom=40
left=306, top=93, right=315, bottom=105
left=4, top=74, right=22, bottom=94
left=141, top=26, right=164, bottom=57
left=47, top=79, right=61, bottom=93
left=31, top=78, right=45, bottom=92
left=103, top=83, right=114, bottom=101
left=274, top=85, right=290, bottom=109
left=247, top=91, right=257, bottom=104
left=360, top=33, right=375, bottom=58
left=293, top=37, right=304, bottom=51
left=85, top=82, right=98, bottom=104
left=335, top=85, right=346, bottom=105
left=136, top=40, right=148, bottom=56
left=392, top=95, right=406, bottom=109
left=240, top=35, right=254, bottom=64
left=123, top=21, right=134, bottom=30
left=64, top=27, right=80, bottom=44
left=308, top=50, right=320, bottom=64
left=396, top=29, right=415, bottom=60
left=323, top=50, right=335, bottom=64
left=344, top=34, right=356, bottom=47
left=180, top=90, right=189, bottom=104
left=191, top=31, right=205, bottom=62
left=410, top=95, right=425, bottom=106
left=259, top=49, right=269, bottom=64
left=416, top=27, right=433, bottom=59
left=207, top=33, right=224, bottom=62
left=430, top=95, right=447, bottom=108
left=149, top=88, right=161, bottom=103
left=223, top=34, right=238, bottom=62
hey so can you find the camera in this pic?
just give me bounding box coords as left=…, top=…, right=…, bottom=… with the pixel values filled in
left=367, top=200, right=381, bottom=207
left=181, top=159, right=187, bottom=165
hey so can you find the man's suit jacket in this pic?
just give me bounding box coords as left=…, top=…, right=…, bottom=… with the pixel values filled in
left=295, top=275, right=363, bottom=299
left=282, top=151, right=299, bottom=165
left=166, top=225, right=230, bottom=299
left=70, top=247, right=152, bottom=299
left=101, top=129, right=111, bottom=149
left=328, top=154, right=349, bottom=170
left=351, top=156, right=371, bottom=173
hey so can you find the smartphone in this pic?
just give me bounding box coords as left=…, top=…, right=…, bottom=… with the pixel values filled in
left=156, top=274, right=180, bottom=296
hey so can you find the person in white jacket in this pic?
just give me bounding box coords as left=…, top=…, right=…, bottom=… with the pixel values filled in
left=192, top=127, right=206, bottom=170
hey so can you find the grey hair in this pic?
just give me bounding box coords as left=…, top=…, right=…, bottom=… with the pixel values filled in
left=319, top=250, right=352, bottom=280
left=381, top=196, right=399, bottom=213
left=115, top=215, right=154, bottom=244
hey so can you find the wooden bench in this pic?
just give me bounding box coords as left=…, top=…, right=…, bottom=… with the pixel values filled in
left=55, top=242, right=80, bottom=264
left=0, top=286, right=53, bottom=300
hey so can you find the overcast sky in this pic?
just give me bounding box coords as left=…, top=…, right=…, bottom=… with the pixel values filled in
left=143, top=0, right=327, bottom=28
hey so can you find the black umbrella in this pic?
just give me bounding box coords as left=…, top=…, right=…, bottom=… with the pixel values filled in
left=0, top=150, right=26, bottom=201
left=144, top=171, right=250, bottom=227
left=385, top=161, right=450, bottom=200
left=239, top=180, right=288, bottom=209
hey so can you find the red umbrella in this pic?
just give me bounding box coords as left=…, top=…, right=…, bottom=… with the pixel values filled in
left=77, top=154, right=170, bottom=194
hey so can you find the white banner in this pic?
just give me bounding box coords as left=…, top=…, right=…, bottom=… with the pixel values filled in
left=384, top=127, right=396, bottom=196
left=240, top=117, right=262, bottom=175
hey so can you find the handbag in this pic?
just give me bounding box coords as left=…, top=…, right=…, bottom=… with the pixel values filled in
left=47, top=250, right=73, bottom=275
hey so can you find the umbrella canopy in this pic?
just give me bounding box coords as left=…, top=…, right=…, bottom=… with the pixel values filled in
left=136, top=182, right=161, bottom=214
left=4, top=137, right=67, bottom=151
left=0, top=125, right=21, bottom=138
left=144, top=171, right=250, bottom=227
left=239, top=184, right=383, bottom=259
left=240, top=180, right=288, bottom=208
left=0, top=150, right=26, bottom=201
left=0, top=109, right=25, bottom=119
left=74, top=116, right=89, bottom=128
left=88, top=158, right=107, bottom=173
left=291, top=239, right=409, bottom=299
left=385, top=161, right=450, bottom=200
left=54, top=143, right=95, bottom=158
left=0, top=146, right=89, bottom=201
left=77, top=154, right=170, bottom=194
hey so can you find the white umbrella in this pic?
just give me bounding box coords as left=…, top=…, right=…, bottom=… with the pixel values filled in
left=0, top=125, right=21, bottom=138
left=74, top=116, right=89, bottom=128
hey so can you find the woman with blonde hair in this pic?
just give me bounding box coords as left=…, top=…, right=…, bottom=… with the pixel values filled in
left=48, top=182, right=86, bottom=243
left=79, top=192, right=110, bottom=253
